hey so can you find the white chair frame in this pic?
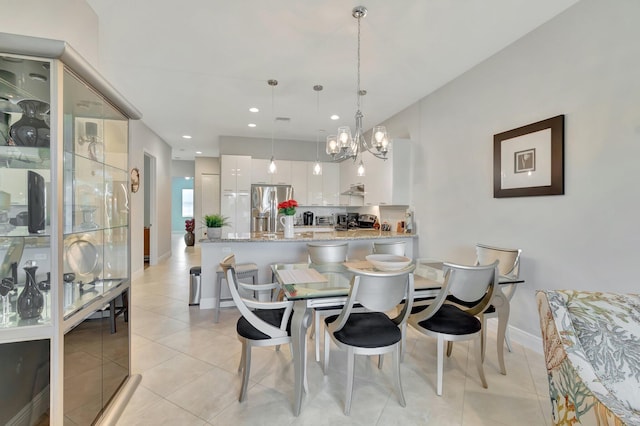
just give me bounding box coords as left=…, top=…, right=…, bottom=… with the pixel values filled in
left=323, top=266, right=415, bottom=415
left=220, top=255, right=295, bottom=402
left=475, top=244, right=521, bottom=356
left=408, top=261, right=498, bottom=396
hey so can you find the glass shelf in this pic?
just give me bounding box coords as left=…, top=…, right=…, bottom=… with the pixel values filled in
left=0, top=146, right=51, bottom=169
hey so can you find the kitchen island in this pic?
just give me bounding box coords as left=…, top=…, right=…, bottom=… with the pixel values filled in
left=198, top=229, right=417, bottom=310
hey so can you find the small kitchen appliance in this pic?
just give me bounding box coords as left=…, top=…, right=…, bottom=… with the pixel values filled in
left=303, top=211, right=314, bottom=226
left=357, top=214, right=377, bottom=228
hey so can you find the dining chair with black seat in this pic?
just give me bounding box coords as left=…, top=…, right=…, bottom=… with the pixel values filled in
left=408, top=261, right=499, bottom=396
left=475, top=244, right=521, bottom=357
left=322, top=265, right=415, bottom=415
left=219, top=254, right=295, bottom=402
left=307, top=242, right=349, bottom=363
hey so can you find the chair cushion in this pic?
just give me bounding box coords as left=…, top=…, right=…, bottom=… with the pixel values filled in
left=237, top=308, right=291, bottom=340
left=417, top=304, right=481, bottom=335
left=446, top=295, right=495, bottom=314
left=325, top=312, right=401, bottom=348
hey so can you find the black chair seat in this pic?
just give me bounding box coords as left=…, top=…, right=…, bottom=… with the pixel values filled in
left=417, top=304, right=481, bottom=335
left=315, top=303, right=363, bottom=312
left=237, top=308, right=291, bottom=340
left=325, top=312, right=401, bottom=348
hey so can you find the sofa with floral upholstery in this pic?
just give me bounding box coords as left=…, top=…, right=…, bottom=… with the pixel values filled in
left=536, top=290, right=640, bottom=425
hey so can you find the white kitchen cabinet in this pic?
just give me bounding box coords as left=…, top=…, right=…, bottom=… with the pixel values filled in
left=251, top=159, right=270, bottom=184
left=364, top=139, right=411, bottom=206
left=221, top=155, right=251, bottom=234
left=251, top=158, right=291, bottom=185
left=321, top=162, right=340, bottom=205
left=339, top=159, right=365, bottom=206
left=307, top=163, right=323, bottom=206
left=290, top=161, right=308, bottom=205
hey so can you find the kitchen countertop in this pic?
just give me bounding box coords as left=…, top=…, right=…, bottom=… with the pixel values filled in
left=201, top=229, right=416, bottom=243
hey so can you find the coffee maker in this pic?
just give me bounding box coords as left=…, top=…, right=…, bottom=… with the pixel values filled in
left=303, top=211, right=314, bottom=226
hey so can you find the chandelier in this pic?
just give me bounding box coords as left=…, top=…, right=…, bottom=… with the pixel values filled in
left=326, top=5, right=390, bottom=176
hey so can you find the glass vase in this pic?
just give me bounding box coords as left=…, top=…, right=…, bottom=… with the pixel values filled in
left=17, top=262, right=44, bottom=320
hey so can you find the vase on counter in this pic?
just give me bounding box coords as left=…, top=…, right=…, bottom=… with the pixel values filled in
left=280, top=215, right=294, bottom=238
left=17, top=261, right=44, bottom=320
left=207, top=227, right=221, bottom=240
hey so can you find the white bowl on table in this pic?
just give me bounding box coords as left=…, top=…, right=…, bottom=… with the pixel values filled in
left=365, top=254, right=412, bottom=271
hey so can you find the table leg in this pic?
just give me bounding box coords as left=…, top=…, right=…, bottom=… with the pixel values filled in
left=492, top=287, right=510, bottom=375
left=292, top=300, right=311, bottom=416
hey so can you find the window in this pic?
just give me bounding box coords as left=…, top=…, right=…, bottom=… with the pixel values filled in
left=181, top=188, right=194, bottom=217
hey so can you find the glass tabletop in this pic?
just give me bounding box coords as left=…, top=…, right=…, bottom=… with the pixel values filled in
left=271, top=259, right=523, bottom=301
left=271, top=263, right=354, bottom=300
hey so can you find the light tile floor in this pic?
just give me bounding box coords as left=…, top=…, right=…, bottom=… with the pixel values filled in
left=117, top=235, right=551, bottom=425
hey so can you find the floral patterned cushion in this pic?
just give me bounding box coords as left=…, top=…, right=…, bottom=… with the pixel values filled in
left=537, top=290, right=640, bottom=425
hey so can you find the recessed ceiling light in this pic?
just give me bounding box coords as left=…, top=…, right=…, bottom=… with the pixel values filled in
left=182, top=135, right=192, bottom=139
left=248, top=123, right=256, bottom=128
left=249, top=107, right=259, bottom=113
left=195, top=151, right=202, bottom=154
left=330, top=115, right=340, bottom=120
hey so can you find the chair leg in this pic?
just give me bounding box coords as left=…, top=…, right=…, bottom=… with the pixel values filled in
left=345, top=348, right=355, bottom=415
left=436, top=335, right=445, bottom=396
left=400, top=322, right=407, bottom=361
left=323, top=329, right=331, bottom=374
left=475, top=336, right=488, bottom=389
left=393, top=346, right=406, bottom=407
left=314, top=310, right=321, bottom=362
left=481, top=316, right=487, bottom=362
left=239, top=343, right=252, bottom=402
left=505, top=328, right=513, bottom=352
left=238, top=341, right=246, bottom=373
left=214, top=275, right=222, bottom=323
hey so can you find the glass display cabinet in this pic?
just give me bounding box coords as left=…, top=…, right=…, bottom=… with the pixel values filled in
left=0, top=33, right=141, bottom=425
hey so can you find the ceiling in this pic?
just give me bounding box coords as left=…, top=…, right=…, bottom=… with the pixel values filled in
left=86, top=0, right=579, bottom=160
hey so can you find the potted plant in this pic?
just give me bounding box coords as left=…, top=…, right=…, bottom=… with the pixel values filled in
left=204, top=214, right=230, bottom=240
left=184, top=218, right=195, bottom=246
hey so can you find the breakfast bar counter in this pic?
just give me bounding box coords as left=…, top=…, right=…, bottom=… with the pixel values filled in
left=198, top=230, right=417, bottom=310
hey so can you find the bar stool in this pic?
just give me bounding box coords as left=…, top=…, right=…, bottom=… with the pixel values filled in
left=372, top=240, right=406, bottom=256
left=214, top=262, right=259, bottom=323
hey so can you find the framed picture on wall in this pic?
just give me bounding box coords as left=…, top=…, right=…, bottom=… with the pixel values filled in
left=493, top=115, right=564, bottom=198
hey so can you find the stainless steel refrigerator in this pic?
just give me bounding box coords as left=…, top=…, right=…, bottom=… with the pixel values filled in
left=251, top=184, right=294, bottom=233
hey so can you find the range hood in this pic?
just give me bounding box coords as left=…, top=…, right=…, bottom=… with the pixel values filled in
left=341, top=184, right=365, bottom=196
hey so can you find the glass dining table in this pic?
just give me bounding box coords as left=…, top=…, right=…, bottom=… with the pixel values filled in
left=271, top=259, right=523, bottom=416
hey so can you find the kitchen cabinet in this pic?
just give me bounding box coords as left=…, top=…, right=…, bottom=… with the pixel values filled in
left=339, top=139, right=411, bottom=207
left=339, top=160, right=365, bottom=206
left=321, top=162, right=340, bottom=205
left=250, top=158, right=270, bottom=184
left=221, top=155, right=251, bottom=235
left=307, top=162, right=324, bottom=206
left=250, top=158, right=291, bottom=185
left=290, top=161, right=308, bottom=205
left=0, top=35, right=138, bottom=425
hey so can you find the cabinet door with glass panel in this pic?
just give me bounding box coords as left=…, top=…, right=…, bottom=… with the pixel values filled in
left=61, top=70, right=129, bottom=319
left=0, top=55, right=53, bottom=330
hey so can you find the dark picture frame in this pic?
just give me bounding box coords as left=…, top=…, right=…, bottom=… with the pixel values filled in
left=493, top=115, right=564, bottom=198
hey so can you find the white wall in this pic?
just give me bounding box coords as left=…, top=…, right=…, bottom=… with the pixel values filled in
left=130, top=121, right=173, bottom=277
left=0, top=0, right=99, bottom=66
left=382, top=0, right=640, bottom=339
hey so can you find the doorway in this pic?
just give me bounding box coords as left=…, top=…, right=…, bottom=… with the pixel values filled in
left=144, top=153, right=157, bottom=266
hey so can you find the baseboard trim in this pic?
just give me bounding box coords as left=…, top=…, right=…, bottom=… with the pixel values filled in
left=7, top=386, right=49, bottom=426
left=485, top=318, right=543, bottom=354
left=96, top=374, right=141, bottom=425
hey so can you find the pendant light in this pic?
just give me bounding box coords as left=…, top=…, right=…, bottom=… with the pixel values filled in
left=268, top=79, right=277, bottom=174
left=312, top=84, right=323, bottom=175
left=325, top=5, right=391, bottom=176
